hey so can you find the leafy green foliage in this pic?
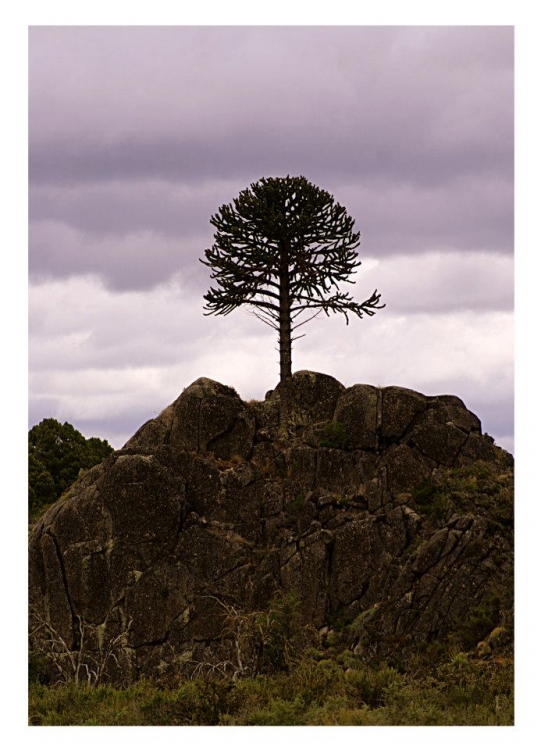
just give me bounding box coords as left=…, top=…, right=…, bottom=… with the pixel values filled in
left=28, top=418, right=113, bottom=518
left=450, top=585, right=513, bottom=652
left=28, top=651, right=50, bottom=686
left=254, top=592, right=310, bottom=674
left=28, top=649, right=513, bottom=725
left=290, top=494, right=306, bottom=514
left=283, top=494, right=307, bottom=527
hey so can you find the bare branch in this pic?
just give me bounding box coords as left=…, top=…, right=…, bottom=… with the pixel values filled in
left=29, top=606, right=133, bottom=687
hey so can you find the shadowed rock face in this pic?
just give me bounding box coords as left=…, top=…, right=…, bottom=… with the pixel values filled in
left=29, top=372, right=513, bottom=683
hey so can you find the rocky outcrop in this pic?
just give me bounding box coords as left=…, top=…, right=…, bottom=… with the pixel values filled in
left=29, top=372, right=513, bottom=683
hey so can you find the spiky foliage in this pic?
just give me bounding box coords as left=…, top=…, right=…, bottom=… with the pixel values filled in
left=201, top=176, right=383, bottom=394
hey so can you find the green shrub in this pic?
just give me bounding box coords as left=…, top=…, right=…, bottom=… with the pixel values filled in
left=449, top=583, right=513, bottom=652
left=28, top=651, right=50, bottom=685
left=246, top=696, right=307, bottom=725
left=210, top=591, right=317, bottom=679
left=28, top=648, right=514, bottom=726
left=254, top=591, right=314, bottom=674
left=290, top=494, right=306, bottom=513
left=410, top=461, right=514, bottom=527
left=320, top=421, right=349, bottom=450
left=345, top=664, right=403, bottom=708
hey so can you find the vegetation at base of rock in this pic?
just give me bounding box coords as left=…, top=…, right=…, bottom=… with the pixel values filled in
left=28, top=647, right=513, bottom=726
left=208, top=591, right=318, bottom=677
left=29, top=585, right=513, bottom=726
left=450, top=588, right=513, bottom=653
left=28, top=418, right=113, bottom=519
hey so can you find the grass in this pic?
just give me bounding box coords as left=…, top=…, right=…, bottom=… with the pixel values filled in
left=29, top=647, right=513, bottom=725
left=409, top=461, right=513, bottom=526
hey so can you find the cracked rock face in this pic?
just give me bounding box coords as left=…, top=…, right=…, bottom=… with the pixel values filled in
left=29, top=372, right=513, bottom=683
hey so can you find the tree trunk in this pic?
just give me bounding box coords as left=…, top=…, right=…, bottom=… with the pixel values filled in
left=278, top=246, right=292, bottom=431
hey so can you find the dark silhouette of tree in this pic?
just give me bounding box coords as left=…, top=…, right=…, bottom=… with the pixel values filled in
left=201, top=175, right=384, bottom=426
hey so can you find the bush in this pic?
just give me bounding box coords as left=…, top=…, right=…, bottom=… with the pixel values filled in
left=214, top=591, right=317, bottom=678
left=320, top=421, right=349, bottom=450
left=345, top=663, right=402, bottom=707
left=28, top=647, right=514, bottom=726
left=28, top=454, right=57, bottom=518
left=410, top=461, right=514, bottom=527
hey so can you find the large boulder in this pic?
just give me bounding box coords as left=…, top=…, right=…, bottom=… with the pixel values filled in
left=126, top=377, right=255, bottom=460
left=29, top=372, right=513, bottom=683
left=286, top=370, right=345, bottom=425
left=380, top=385, right=427, bottom=441
left=257, top=371, right=345, bottom=434
left=334, top=384, right=379, bottom=450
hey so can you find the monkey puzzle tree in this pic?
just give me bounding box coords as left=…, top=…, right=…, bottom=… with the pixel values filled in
left=201, top=175, right=384, bottom=427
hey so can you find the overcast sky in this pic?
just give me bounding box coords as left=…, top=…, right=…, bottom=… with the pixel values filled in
left=28, top=25, right=514, bottom=452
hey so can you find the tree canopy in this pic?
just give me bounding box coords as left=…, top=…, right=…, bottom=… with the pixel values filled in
left=201, top=176, right=384, bottom=424
left=28, top=418, right=113, bottom=518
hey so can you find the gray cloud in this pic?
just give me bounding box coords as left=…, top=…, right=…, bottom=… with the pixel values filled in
left=30, top=171, right=512, bottom=249
left=29, top=27, right=512, bottom=153
left=29, top=26, right=513, bottom=192
left=29, top=123, right=512, bottom=190
left=29, top=220, right=206, bottom=291
left=29, top=25, right=513, bottom=290
left=29, top=180, right=233, bottom=238
left=361, top=252, right=513, bottom=313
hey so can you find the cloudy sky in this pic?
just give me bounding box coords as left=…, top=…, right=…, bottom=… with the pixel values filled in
left=28, top=25, right=514, bottom=452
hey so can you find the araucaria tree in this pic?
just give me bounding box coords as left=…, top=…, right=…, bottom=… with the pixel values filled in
left=201, top=175, right=384, bottom=426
